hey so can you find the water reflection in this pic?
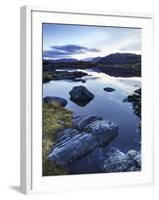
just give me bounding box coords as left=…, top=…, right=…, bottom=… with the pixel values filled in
left=43, top=69, right=141, bottom=153
left=70, top=97, right=93, bottom=106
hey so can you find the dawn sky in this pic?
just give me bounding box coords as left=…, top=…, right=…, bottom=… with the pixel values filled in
left=43, top=23, right=141, bottom=60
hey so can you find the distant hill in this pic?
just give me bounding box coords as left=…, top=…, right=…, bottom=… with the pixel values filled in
left=48, top=58, right=79, bottom=63
left=90, top=57, right=102, bottom=63
left=96, top=53, right=141, bottom=64
left=81, top=57, right=94, bottom=62
left=43, top=53, right=141, bottom=65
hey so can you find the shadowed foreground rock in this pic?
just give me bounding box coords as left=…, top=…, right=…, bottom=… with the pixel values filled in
left=48, top=115, right=118, bottom=167
left=102, top=148, right=141, bottom=172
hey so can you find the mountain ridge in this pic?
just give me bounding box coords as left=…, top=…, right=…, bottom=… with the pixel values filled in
left=95, top=53, right=141, bottom=64
left=43, top=53, right=141, bottom=65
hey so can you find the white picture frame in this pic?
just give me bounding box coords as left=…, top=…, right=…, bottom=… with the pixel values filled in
left=20, top=5, right=154, bottom=194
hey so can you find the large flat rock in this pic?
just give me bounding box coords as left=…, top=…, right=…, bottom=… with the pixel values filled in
left=48, top=118, right=118, bottom=167
left=72, top=115, right=102, bottom=129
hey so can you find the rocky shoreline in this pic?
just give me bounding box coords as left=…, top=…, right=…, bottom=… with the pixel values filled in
left=43, top=60, right=141, bottom=83
left=43, top=69, right=88, bottom=83
left=43, top=84, right=141, bottom=174
left=123, top=88, right=141, bottom=119
left=48, top=113, right=141, bottom=173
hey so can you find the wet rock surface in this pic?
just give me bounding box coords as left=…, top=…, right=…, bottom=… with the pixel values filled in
left=102, top=148, right=141, bottom=172
left=48, top=113, right=141, bottom=173
left=72, top=114, right=102, bottom=129
left=48, top=115, right=118, bottom=167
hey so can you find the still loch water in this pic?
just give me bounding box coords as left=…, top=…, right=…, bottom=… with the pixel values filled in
left=43, top=69, right=141, bottom=173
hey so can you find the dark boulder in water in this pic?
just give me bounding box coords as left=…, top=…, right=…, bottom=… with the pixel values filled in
left=69, top=86, right=94, bottom=106
left=104, top=87, right=115, bottom=92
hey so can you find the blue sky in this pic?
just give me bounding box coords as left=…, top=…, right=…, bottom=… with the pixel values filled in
left=43, top=23, right=141, bottom=60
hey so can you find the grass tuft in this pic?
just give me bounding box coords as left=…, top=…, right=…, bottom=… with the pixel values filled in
left=42, top=102, right=72, bottom=176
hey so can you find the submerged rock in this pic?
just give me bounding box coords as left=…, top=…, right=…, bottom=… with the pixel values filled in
left=102, top=148, right=141, bottom=172
left=43, top=96, right=68, bottom=107
left=69, top=86, right=94, bottom=106
left=104, top=87, right=115, bottom=92
left=67, top=146, right=141, bottom=174
left=48, top=119, right=118, bottom=167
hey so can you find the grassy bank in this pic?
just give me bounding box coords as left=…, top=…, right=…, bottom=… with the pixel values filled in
left=42, top=102, right=72, bottom=176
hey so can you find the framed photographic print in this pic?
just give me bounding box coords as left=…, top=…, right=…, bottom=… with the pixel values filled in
left=20, top=6, right=154, bottom=194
